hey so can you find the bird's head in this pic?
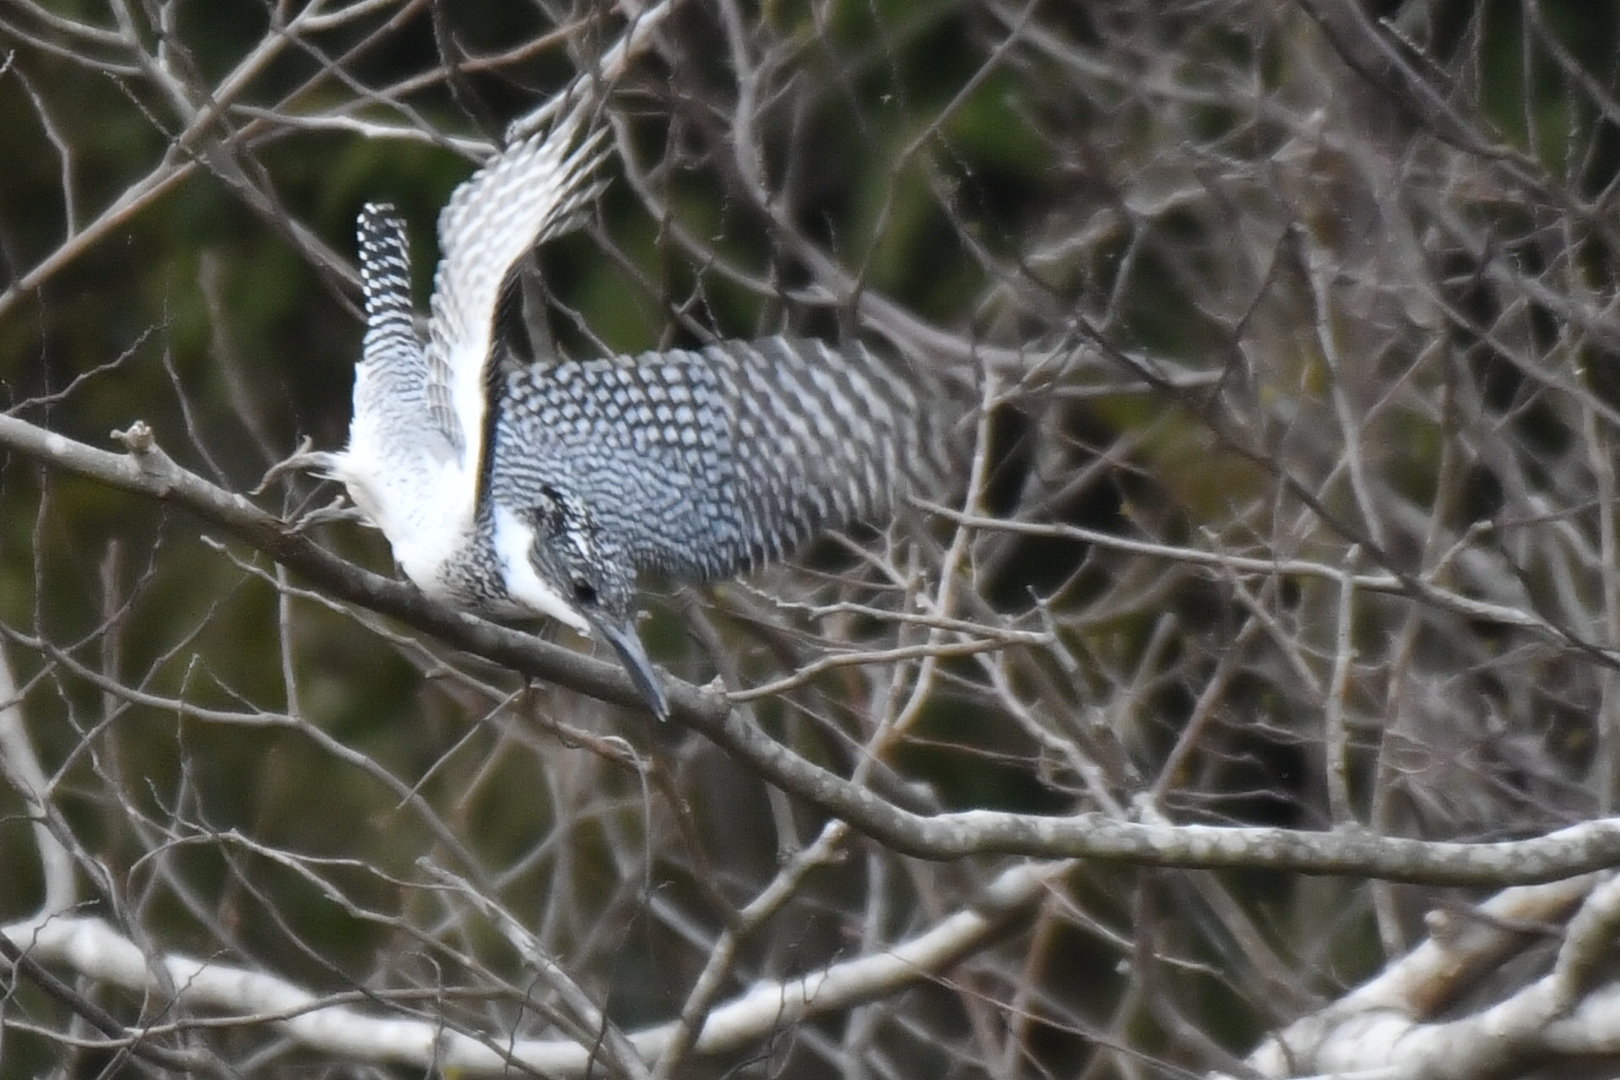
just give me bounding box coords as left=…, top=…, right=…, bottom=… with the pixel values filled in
left=524, top=486, right=669, bottom=719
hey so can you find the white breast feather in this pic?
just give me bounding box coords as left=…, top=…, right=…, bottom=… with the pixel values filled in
left=332, top=379, right=469, bottom=601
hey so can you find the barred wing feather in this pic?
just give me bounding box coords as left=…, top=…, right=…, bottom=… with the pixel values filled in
left=494, top=337, right=950, bottom=583
left=426, top=100, right=609, bottom=496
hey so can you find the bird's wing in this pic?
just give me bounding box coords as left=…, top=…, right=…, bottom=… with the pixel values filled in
left=425, top=97, right=609, bottom=501
left=497, top=337, right=953, bottom=582
left=703, top=337, right=953, bottom=572
left=354, top=203, right=434, bottom=441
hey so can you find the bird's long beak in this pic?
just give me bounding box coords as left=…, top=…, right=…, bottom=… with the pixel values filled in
left=589, top=613, right=670, bottom=720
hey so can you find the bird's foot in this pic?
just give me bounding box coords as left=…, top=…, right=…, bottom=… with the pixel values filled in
left=254, top=437, right=337, bottom=495
left=288, top=495, right=370, bottom=531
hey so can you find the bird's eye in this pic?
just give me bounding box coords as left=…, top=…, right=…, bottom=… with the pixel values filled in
left=573, top=580, right=597, bottom=605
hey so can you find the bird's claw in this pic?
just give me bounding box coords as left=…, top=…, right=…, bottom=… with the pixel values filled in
left=254, top=437, right=336, bottom=495
left=288, top=496, right=370, bottom=532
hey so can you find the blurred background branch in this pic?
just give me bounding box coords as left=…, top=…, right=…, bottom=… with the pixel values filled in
left=4, top=1, right=1620, bottom=1077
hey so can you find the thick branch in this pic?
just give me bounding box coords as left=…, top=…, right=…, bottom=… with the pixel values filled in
left=3, top=414, right=1619, bottom=883
left=5, top=859, right=1053, bottom=1075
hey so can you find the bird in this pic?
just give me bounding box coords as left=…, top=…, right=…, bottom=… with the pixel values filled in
left=299, top=92, right=950, bottom=718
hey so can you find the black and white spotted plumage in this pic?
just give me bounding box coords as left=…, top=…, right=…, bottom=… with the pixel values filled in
left=317, top=89, right=950, bottom=717
left=495, top=338, right=944, bottom=582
